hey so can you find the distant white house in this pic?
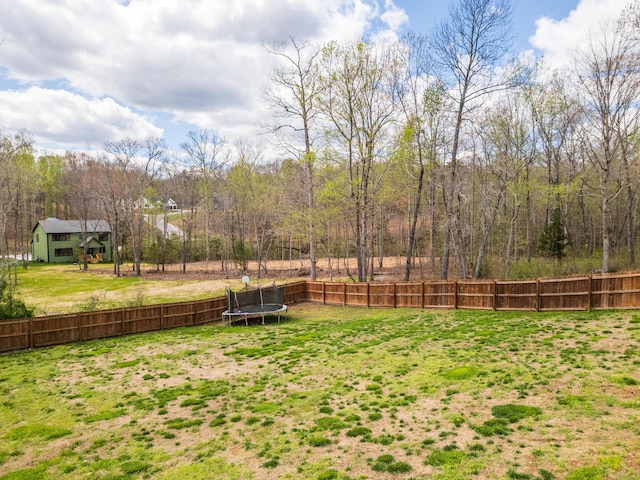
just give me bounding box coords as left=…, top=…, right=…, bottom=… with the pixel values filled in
left=140, top=197, right=179, bottom=210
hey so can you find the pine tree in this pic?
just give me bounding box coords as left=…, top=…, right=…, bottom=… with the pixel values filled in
left=539, top=207, right=566, bottom=260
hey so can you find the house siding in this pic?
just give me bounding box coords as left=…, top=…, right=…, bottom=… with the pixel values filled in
left=32, top=219, right=113, bottom=263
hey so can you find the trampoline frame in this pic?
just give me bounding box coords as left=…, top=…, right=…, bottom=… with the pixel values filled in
left=222, top=285, right=288, bottom=326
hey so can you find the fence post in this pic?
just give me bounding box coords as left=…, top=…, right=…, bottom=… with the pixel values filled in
left=77, top=313, right=83, bottom=342
left=493, top=280, right=497, bottom=311
left=587, top=274, right=593, bottom=310
left=29, top=317, right=33, bottom=350
left=454, top=281, right=458, bottom=309
left=322, top=282, right=326, bottom=305
left=367, top=283, right=370, bottom=307
left=193, top=300, right=198, bottom=326
left=160, top=304, right=165, bottom=330
left=393, top=283, right=397, bottom=308
left=421, top=282, right=425, bottom=309
left=536, top=279, right=541, bottom=312
left=343, top=282, right=346, bottom=306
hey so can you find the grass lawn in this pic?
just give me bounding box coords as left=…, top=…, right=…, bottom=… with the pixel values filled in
left=15, top=263, right=249, bottom=315
left=1, top=305, right=640, bottom=479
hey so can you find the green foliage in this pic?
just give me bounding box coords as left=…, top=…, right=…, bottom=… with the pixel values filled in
left=0, top=281, right=34, bottom=320
left=539, top=206, right=566, bottom=260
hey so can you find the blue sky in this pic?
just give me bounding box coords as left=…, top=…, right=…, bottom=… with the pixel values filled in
left=0, top=0, right=630, bottom=159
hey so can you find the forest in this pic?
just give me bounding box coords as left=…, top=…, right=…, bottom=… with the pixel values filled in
left=1, top=0, right=640, bottom=283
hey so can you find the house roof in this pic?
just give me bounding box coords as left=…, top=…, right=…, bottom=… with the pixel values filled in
left=35, top=218, right=111, bottom=234
left=77, top=236, right=104, bottom=248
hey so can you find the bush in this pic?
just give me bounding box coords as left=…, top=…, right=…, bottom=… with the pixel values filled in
left=0, top=280, right=34, bottom=320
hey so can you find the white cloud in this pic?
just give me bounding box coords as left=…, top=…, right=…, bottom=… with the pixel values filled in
left=0, top=87, right=162, bottom=148
left=530, top=0, right=628, bottom=70
left=381, top=0, right=409, bottom=31
left=0, top=0, right=409, bottom=153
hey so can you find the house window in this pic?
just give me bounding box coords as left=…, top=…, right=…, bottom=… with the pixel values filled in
left=36, top=234, right=40, bottom=242
left=99, top=233, right=109, bottom=241
left=54, top=248, right=73, bottom=257
left=52, top=233, right=70, bottom=241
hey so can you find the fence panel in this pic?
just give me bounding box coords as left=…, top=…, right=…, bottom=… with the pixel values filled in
left=195, top=298, right=226, bottom=325
left=496, top=280, right=538, bottom=311
left=163, top=301, right=196, bottom=329
left=324, top=282, right=347, bottom=305
left=423, top=282, right=456, bottom=308
left=80, top=309, right=124, bottom=341
left=32, top=314, right=80, bottom=347
left=539, top=277, right=590, bottom=311
left=457, top=281, right=495, bottom=310
left=621, top=274, right=640, bottom=308
left=345, top=283, right=369, bottom=306
left=284, top=281, right=307, bottom=305
left=395, top=283, right=424, bottom=308
left=0, top=319, right=30, bottom=352
left=121, top=305, right=163, bottom=334
left=368, top=284, right=395, bottom=307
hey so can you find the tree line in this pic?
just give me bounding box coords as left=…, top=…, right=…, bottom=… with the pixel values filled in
left=1, top=0, right=639, bottom=282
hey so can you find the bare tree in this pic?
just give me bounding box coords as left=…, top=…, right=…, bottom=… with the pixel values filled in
left=105, top=137, right=166, bottom=275
left=64, top=152, right=104, bottom=270
left=319, top=40, right=398, bottom=282
left=472, top=94, right=531, bottom=278
left=180, top=129, right=226, bottom=272
left=265, top=37, right=323, bottom=280
left=394, top=33, right=449, bottom=280
left=431, top=0, right=516, bottom=279
left=0, top=131, right=34, bottom=283
left=575, top=24, right=640, bottom=273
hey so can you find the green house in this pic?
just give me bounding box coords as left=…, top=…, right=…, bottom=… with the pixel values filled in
left=32, top=218, right=112, bottom=263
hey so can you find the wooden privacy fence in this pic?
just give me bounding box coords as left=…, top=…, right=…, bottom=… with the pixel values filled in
left=2, top=273, right=640, bottom=354
left=305, top=272, right=640, bottom=311
left=0, top=282, right=307, bottom=354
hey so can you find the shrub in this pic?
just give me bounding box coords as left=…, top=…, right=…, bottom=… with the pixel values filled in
left=0, top=280, right=34, bottom=320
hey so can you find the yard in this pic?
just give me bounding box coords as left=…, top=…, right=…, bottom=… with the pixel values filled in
left=1, top=305, right=639, bottom=479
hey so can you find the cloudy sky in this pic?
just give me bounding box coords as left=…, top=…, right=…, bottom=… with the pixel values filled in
left=0, top=0, right=630, bottom=158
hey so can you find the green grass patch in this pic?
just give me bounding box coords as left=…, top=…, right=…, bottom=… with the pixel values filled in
left=5, top=424, right=72, bottom=441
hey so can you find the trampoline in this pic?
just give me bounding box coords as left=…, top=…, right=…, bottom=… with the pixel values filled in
left=223, top=283, right=288, bottom=326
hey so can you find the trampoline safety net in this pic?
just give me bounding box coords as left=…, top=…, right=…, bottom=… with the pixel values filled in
left=226, top=284, right=285, bottom=313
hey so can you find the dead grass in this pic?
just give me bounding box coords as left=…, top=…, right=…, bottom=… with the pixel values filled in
left=1, top=306, right=640, bottom=479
